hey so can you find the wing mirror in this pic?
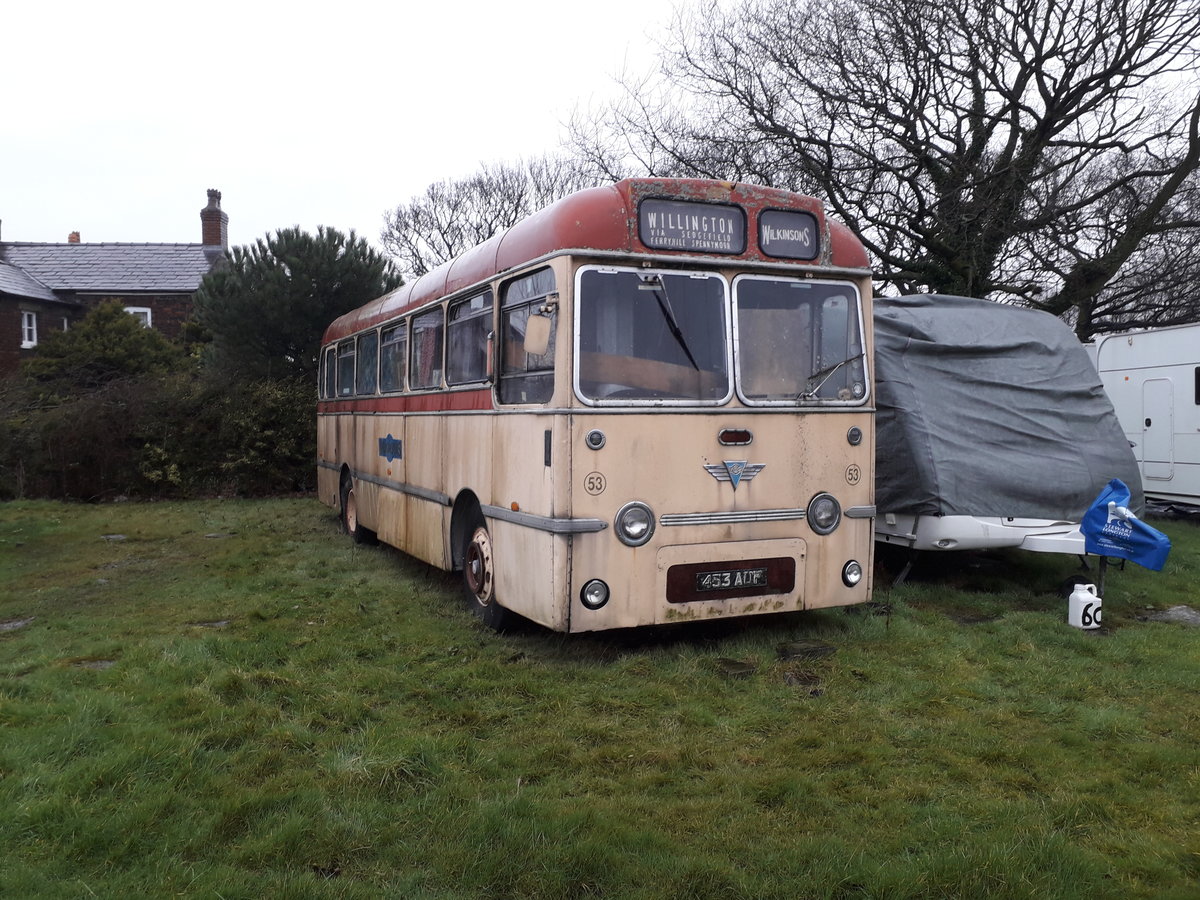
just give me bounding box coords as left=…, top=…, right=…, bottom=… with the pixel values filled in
left=523, top=297, right=558, bottom=356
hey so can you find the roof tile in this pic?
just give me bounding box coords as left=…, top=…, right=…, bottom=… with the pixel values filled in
left=0, top=242, right=221, bottom=293
left=0, top=259, right=62, bottom=303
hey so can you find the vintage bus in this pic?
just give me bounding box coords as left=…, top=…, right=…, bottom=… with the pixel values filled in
left=317, top=178, right=875, bottom=632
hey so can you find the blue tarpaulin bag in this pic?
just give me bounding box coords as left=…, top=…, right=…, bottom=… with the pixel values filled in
left=1081, top=479, right=1171, bottom=571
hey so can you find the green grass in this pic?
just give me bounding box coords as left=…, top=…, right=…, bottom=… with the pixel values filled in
left=1, top=498, right=1198, bottom=898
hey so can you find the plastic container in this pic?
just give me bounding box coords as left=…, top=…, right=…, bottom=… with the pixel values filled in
left=1068, top=583, right=1102, bottom=629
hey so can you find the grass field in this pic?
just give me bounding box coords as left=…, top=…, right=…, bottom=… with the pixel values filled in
left=1, top=498, right=1198, bottom=898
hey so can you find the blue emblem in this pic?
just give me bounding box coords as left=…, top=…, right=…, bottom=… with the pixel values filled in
left=378, top=434, right=403, bottom=462
left=704, top=460, right=765, bottom=490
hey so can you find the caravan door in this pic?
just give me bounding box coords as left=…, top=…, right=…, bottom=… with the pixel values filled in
left=1142, top=377, right=1174, bottom=481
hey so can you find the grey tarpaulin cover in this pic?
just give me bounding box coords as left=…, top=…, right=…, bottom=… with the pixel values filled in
left=874, top=294, right=1142, bottom=518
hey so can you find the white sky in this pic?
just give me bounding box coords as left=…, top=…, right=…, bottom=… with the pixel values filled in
left=0, top=0, right=679, bottom=249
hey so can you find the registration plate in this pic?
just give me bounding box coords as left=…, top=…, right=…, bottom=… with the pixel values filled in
left=696, top=567, right=768, bottom=592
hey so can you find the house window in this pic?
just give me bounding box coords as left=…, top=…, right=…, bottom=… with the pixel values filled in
left=125, top=307, right=152, bottom=328
left=20, top=311, right=38, bottom=348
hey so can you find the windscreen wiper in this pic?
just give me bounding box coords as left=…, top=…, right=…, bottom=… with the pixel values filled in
left=639, top=274, right=700, bottom=371
left=799, top=353, right=861, bottom=399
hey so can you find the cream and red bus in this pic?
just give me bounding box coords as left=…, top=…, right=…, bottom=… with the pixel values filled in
left=317, top=178, right=875, bottom=632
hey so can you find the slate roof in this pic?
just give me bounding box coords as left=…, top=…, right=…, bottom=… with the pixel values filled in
left=0, top=259, right=61, bottom=303
left=0, top=242, right=222, bottom=294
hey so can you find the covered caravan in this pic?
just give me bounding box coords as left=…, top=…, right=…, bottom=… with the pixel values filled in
left=874, top=294, right=1142, bottom=552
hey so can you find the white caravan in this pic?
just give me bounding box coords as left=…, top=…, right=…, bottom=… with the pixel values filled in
left=1094, top=324, right=1200, bottom=506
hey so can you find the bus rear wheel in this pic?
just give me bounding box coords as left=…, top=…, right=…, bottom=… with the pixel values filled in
left=462, top=520, right=511, bottom=631
left=340, top=475, right=373, bottom=544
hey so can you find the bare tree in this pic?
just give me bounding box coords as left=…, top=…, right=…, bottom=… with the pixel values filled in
left=380, top=156, right=599, bottom=280
left=1067, top=175, right=1200, bottom=334
left=568, top=0, right=1200, bottom=338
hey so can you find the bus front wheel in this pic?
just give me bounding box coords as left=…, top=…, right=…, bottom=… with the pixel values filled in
left=462, top=521, right=510, bottom=631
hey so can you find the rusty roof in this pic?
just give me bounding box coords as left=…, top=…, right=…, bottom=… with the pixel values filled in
left=323, top=178, right=871, bottom=344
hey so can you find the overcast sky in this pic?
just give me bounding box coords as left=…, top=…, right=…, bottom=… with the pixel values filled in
left=1, top=0, right=678, bottom=249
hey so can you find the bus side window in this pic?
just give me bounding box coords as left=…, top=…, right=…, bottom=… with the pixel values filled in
left=356, top=330, right=379, bottom=395
left=499, top=268, right=556, bottom=404
left=380, top=322, right=407, bottom=393
left=321, top=346, right=336, bottom=399
left=337, top=341, right=356, bottom=397
left=410, top=307, right=445, bottom=390
left=447, top=291, right=493, bottom=385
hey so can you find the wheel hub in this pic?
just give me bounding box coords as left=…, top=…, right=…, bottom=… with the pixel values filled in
left=464, top=526, right=494, bottom=605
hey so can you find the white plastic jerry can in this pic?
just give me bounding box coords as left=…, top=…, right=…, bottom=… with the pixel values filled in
left=1068, top=583, right=1102, bottom=629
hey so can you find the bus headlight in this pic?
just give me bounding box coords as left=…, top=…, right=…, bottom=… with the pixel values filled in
left=807, top=493, right=841, bottom=535
left=842, top=560, right=864, bottom=587
left=581, top=579, right=610, bottom=609
left=614, top=501, right=656, bottom=547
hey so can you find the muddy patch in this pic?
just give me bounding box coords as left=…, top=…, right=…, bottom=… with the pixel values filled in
left=777, top=639, right=837, bottom=661
left=714, top=657, right=758, bottom=679
left=66, top=657, right=117, bottom=670
left=782, top=667, right=824, bottom=696
left=1139, top=605, right=1200, bottom=627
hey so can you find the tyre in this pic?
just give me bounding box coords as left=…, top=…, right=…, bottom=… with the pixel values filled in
left=340, top=474, right=374, bottom=544
left=461, top=515, right=511, bottom=631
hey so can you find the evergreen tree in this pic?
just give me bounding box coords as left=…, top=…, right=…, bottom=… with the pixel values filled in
left=194, top=226, right=402, bottom=381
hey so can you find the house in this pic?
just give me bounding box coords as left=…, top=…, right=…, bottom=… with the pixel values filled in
left=0, top=189, right=230, bottom=374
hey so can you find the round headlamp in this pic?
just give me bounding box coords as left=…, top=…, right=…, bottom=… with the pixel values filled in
left=807, top=493, right=842, bottom=535
left=614, top=501, right=655, bottom=547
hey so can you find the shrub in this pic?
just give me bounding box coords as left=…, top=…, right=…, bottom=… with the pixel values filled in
left=0, top=373, right=316, bottom=500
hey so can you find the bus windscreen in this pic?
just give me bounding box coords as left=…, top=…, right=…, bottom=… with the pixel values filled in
left=576, top=268, right=730, bottom=403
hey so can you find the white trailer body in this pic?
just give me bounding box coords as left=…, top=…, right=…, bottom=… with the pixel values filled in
left=875, top=513, right=1086, bottom=554
left=1095, top=324, right=1200, bottom=506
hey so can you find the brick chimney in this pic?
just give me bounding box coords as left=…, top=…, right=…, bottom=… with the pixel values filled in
left=200, top=189, right=228, bottom=250
left=68, top=231, right=81, bottom=243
